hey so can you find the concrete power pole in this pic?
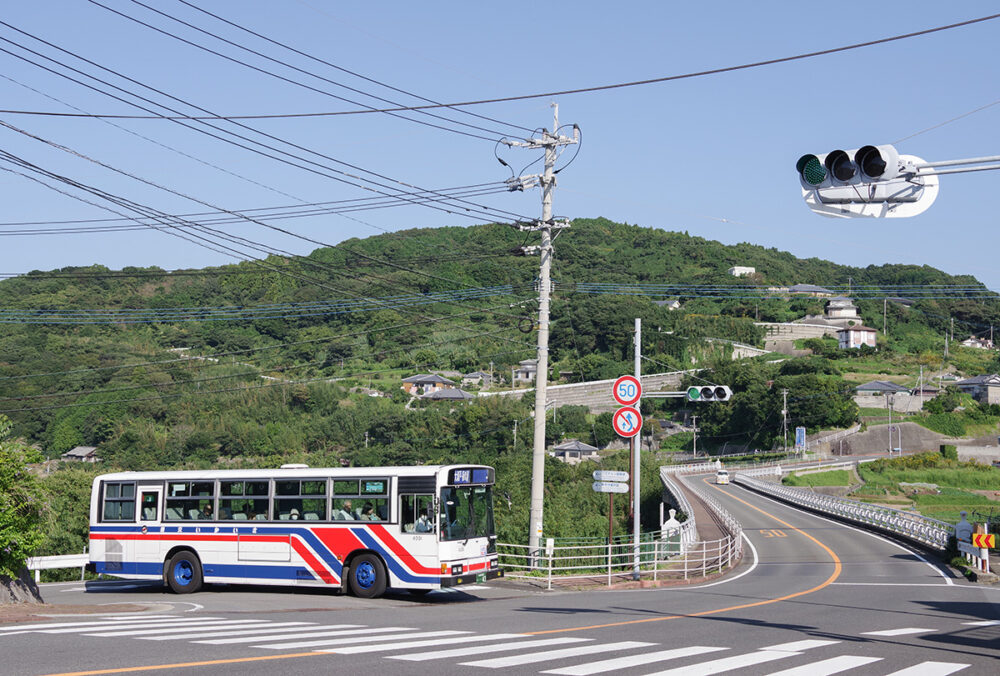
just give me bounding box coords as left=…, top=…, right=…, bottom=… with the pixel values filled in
left=782, top=389, right=789, bottom=453
left=691, top=416, right=698, bottom=458
left=506, top=104, right=579, bottom=561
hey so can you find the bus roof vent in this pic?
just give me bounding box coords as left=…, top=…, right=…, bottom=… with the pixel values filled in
left=280, top=463, right=310, bottom=469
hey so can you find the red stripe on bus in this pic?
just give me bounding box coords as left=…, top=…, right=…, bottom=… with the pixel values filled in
left=312, top=526, right=366, bottom=563
left=368, top=524, right=440, bottom=575
left=290, top=537, right=338, bottom=585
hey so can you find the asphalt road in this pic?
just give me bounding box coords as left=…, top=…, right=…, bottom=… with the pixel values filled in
left=3, top=479, right=998, bottom=676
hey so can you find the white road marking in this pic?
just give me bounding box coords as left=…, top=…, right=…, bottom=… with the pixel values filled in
left=861, top=628, right=933, bottom=637
left=255, top=629, right=466, bottom=650
left=762, top=640, right=840, bottom=651
left=195, top=624, right=373, bottom=645
left=764, top=655, right=883, bottom=675
left=329, top=633, right=525, bottom=654
left=0, top=616, right=182, bottom=633
left=389, top=637, right=592, bottom=662
left=961, top=620, right=999, bottom=626
left=39, top=618, right=228, bottom=634
left=643, top=649, right=802, bottom=675
left=460, top=641, right=655, bottom=668
left=883, top=662, right=970, bottom=675
left=139, top=622, right=316, bottom=640
left=87, top=620, right=280, bottom=637
left=541, top=645, right=727, bottom=675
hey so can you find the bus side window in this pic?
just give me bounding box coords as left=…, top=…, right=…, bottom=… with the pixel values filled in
left=400, top=494, right=434, bottom=533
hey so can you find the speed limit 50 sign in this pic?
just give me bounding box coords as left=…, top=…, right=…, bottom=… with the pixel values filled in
left=612, top=375, right=642, bottom=406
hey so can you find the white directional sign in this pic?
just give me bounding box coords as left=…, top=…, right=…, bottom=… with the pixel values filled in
left=612, top=406, right=643, bottom=438
left=592, top=481, right=630, bottom=494
left=612, top=375, right=642, bottom=406
left=593, top=470, right=629, bottom=482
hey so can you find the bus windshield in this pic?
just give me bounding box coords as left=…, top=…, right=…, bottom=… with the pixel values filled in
left=439, top=485, right=495, bottom=541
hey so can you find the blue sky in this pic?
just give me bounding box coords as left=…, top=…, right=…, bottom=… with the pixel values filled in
left=1, top=1, right=998, bottom=291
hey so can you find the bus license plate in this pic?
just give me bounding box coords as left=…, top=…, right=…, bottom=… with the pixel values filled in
left=476, top=572, right=485, bottom=583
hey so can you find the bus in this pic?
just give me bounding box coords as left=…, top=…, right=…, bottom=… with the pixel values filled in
left=86, top=464, right=501, bottom=598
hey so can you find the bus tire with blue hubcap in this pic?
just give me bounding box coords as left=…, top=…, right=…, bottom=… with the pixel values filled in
left=348, top=553, right=386, bottom=598
left=166, top=551, right=203, bottom=594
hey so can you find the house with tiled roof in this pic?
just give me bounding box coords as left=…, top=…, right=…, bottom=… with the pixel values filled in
left=956, top=374, right=1000, bottom=404
left=401, top=373, right=456, bottom=396
left=855, top=381, right=909, bottom=396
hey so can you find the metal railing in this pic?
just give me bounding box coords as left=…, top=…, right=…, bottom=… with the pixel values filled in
left=735, top=473, right=954, bottom=551
left=26, top=553, right=89, bottom=583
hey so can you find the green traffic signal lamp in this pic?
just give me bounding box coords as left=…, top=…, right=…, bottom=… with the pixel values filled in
left=796, top=154, right=826, bottom=186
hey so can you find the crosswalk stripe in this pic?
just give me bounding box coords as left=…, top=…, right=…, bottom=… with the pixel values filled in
left=761, top=640, right=840, bottom=652
left=194, top=624, right=371, bottom=645
left=643, top=649, right=802, bottom=676
left=389, top=637, right=593, bottom=662
left=883, top=662, right=970, bottom=676
left=541, top=645, right=727, bottom=675
left=255, top=629, right=467, bottom=650
left=138, top=622, right=316, bottom=641
left=763, top=655, right=884, bottom=675
left=86, top=620, right=282, bottom=637
left=862, top=628, right=933, bottom=637
left=459, top=641, right=656, bottom=668
left=327, top=633, right=525, bottom=655
left=39, top=618, right=227, bottom=634
left=0, top=616, right=186, bottom=633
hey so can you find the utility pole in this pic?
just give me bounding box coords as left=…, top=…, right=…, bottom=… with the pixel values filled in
left=691, top=416, right=698, bottom=458
left=506, top=104, right=579, bottom=562
left=886, top=393, right=893, bottom=455
left=951, top=317, right=955, bottom=342
left=513, top=418, right=518, bottom=450
left=782, top=389, right=789, bottom=454
left=883, top=298, right=887, bottom=336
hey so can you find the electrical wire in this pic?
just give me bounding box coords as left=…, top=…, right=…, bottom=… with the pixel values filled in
left=4, top=13, right=996, bottom=118
left=0, top=24, right=533, bottom=224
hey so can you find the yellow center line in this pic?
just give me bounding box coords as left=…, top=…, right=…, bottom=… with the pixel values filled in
left=37, top=652, right=328, bottom=676
left=524, top=477, right=842, bottom=635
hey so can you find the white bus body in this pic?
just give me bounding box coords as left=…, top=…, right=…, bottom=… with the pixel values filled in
left=87, top=465, right=501, bottom=598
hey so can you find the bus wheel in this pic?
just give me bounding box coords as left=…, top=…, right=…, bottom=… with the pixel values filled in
left=348, top=553, right=386, bottom=599
left=166, top=551, right=203, bottom=594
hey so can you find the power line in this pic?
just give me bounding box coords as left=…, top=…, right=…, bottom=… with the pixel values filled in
left=170, top=0, right=534, bottom=135
left=88, top=0, right=517, bottom=143
left=0, top=24, right=531, bottom=224
left=4, top=13, right=996, bottom=119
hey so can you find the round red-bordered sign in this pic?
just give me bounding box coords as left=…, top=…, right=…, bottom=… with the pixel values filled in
left=612, top=375, right=642, bottom=406
left=612, top=406, right=643, bottom=438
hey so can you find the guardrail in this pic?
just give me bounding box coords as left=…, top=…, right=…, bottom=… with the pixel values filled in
left=735, top=473, right=954, bottom=551
left=26, top=553, right=89, bottom=583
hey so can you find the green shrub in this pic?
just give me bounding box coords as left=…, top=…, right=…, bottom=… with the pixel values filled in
left=940, top=444, right=958, bottom=461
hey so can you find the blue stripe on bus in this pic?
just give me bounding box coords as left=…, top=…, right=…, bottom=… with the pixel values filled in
left=90, top=525, right=344, bottom=578
left=95, top=560, right=312, bottom=581
left=350, top=528, right=440, bottom=584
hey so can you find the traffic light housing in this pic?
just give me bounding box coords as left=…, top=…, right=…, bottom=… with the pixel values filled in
left=686, top=385, right=732, bottom=402
left=796, top=144, right=939, bottom=218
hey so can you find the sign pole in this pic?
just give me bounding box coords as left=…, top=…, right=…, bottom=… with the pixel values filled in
left=632, top=317, right=641, bottom=581
left=609, top=492, right=614, bottom=544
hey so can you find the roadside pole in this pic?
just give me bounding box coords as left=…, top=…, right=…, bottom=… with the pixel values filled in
left=505, top=104, right=579, bottom=565
left=633, top=317, right=641, bottom=580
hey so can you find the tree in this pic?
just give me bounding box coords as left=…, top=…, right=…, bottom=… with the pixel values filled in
left=1, top=415, right=45, bottom=603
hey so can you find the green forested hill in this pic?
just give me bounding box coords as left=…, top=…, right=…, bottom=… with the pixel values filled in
left=4, top=217, right=1000, bottom=554
left=2, top=217, right=998, bottom=462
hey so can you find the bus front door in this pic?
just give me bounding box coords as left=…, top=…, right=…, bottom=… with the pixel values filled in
left=135, top=486, right=163, bottom=574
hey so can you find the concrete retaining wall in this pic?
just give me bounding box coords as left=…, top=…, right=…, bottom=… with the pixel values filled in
left=480, top=371, right=688, bottom=413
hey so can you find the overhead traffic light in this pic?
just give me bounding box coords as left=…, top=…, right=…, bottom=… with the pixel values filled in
left=686, top=386, right=732, bottom=402
left=796, top=144, right=939, bottom=218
